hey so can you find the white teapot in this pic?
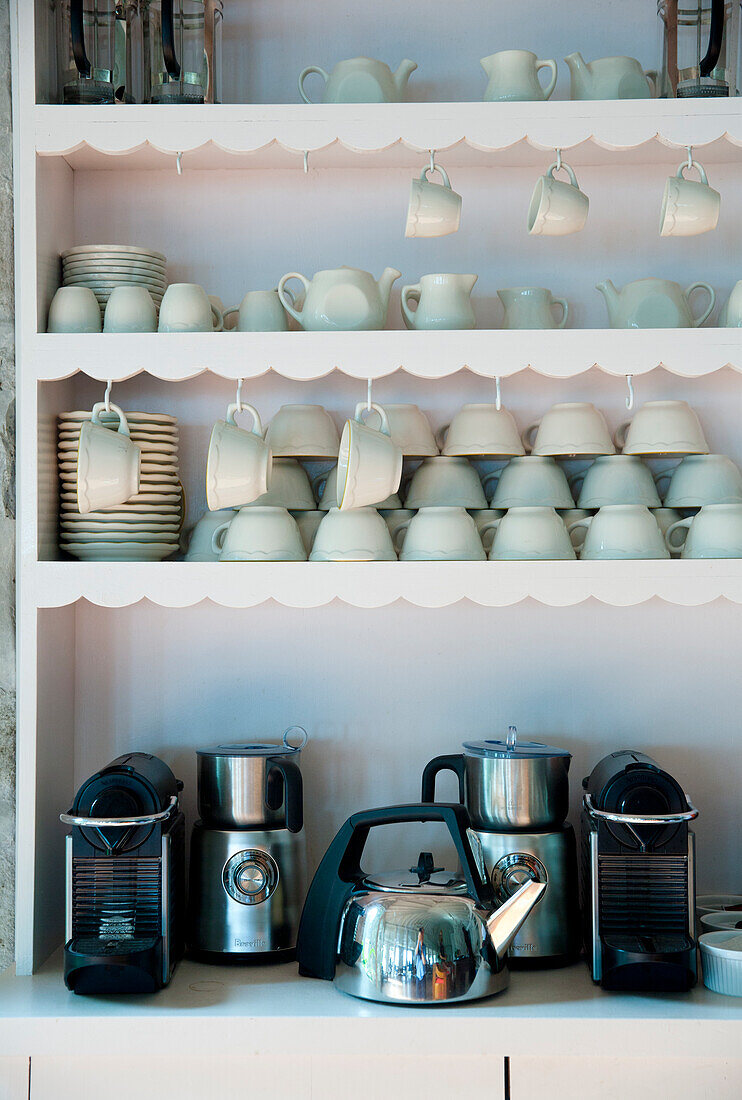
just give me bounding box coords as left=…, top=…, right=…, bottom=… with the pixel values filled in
left=565, top=52, right=656, bottom=100
left=596, top=277, right=715, bottom=329
left=299, top=57, right=417, bottom=103
left=277, top=266, right=401, bottom=331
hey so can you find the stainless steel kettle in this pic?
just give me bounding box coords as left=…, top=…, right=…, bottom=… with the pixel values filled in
left=296, top=803, right=546, bottom=1004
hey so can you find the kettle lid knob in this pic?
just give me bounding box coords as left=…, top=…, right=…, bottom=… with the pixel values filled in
left=410, top=851, right=443, bottom=882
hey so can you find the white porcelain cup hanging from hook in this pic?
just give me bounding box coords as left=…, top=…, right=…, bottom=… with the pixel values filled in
left=527, top=154, right=589, bottom=236
left=405, top=153, right=462, bottom=238
left=76, top=401, right=141, bottom=514
left=659, top=154, right=720, bottom=237
left=206, top=400, right=272, bottom=511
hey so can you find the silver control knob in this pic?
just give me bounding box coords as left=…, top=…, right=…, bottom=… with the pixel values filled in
left=490, top=853, right=547, bottom=902
left=223, top=849, right=279, bottom=906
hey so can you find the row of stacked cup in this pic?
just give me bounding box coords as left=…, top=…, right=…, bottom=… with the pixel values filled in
left=189, top=397, right=742, bottom=561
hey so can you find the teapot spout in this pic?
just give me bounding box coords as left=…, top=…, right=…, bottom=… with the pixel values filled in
left=393, top=59, right=418, bottom=93
left=564, top=51, right=591, bottom=93
left=485, top=880, right=546, bottom=961
left=377, top=267, right=402, bottom=309
left=595, top=278, right=620, bottom=310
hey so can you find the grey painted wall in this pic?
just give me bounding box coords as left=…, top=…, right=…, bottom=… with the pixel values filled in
left=0, top=0, right=15, bottom=972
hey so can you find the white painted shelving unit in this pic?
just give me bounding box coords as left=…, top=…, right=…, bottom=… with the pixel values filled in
left=10, top=1, right=742, bottom=1092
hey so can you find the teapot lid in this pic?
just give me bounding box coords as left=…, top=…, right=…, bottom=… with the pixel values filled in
left=464, top=726, right=570, bottom=760
left=362, top=852, right=470, bottom=894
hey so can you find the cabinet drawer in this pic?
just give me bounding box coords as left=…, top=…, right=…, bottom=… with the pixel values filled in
left=510, top=1057, right=742, bottom=1100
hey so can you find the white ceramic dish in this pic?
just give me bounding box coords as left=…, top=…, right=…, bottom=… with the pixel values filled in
left=697, top=894, right=742, bottom=919
left=61, top=542, right=177, bottom=561
left=699, top=931, right=742, bottom=996
left=701, top=912, right=742, bottom=933
left=62, top=245, right=167, bottom=262
left=59, top=410, right=177, bottom=425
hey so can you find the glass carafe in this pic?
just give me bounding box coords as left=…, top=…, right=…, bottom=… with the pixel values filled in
left=55, top=0, right=142, bottom=104
left=658, top=0, right=741, bottom=96
left=142, top=0, right=223, bottom=103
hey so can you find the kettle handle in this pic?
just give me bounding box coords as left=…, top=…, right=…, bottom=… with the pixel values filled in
left=421, top=754, right=466, bottom=804
left=297, top=802, right=490, bottom=981
left=264, top=758, right=304, bottom=833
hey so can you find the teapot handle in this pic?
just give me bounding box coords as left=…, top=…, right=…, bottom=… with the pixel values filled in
left=296, top=802, right=492, bottom=981
left=299, top=66, right=329, bottom=104
left=277, top=273, right=308, bottom=325
left=684, top=282, right=715, bottom=328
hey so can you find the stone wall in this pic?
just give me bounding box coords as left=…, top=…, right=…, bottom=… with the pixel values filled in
left=0, top=0, right=15, bottom=972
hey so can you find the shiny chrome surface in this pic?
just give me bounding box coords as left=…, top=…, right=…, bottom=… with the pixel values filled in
left=583, top=792, right=698, bottom=825
left=476, top=827, right=580, bottom=961
left=188, top=825, right=306, bottom=955
left=60, top=795, right=178, bottom=829
left=465, top=753, right=570, bottom=830
left=197, top=728, right=306, bottom=829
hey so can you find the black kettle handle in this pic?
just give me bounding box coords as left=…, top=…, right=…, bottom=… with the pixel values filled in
left=264, top=758, right=303, bottom=833
left=70, top=0, right=91, bottom=78
left=421, top=754, right=466, bottom=804
left=702, top=0, right=725, bottom=76
left=297, top=802, right=491, bottom=981
left=161, top=0, right=182, bottom=80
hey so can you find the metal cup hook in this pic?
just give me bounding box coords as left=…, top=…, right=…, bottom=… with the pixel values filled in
left=104, top=379, right=113, bottom=413
left=366, top=378, right=373, bottom=413
left=236, top=378, right=245, bottom=414
left=625, top=374, right=635, bottom=411
left=495, top=376, right=502, bottom=412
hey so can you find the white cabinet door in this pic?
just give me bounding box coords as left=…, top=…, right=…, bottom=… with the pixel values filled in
left=0, top=1059, right=29, bottom=1100
left=510, top=1057, right=742, bottom=1100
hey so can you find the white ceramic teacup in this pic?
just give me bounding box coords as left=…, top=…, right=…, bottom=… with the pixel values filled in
left=379, top=508, right=418, bottom=553
left=652, top=507, right=683, bottom=557
left=615, top=401, right=709, bottom=456
left=405, top=165, right=462, bottom=238
left=206, top=402, right=271, bottom=510
left=212, top=505, right=306, bottom=561
left=488, top=506, right=576, bottom=560
left=440, top=405, right=525, bottom=458
left=404, top=457, right=487, bottom=509
left=314, top=465, right=402, bottom=510
left=665, top=504, right=742, bottom=558
left=223, top=288, right=293, bottom=332
left=468, top=508, right=505, bottom=552
left=660, top=159, right=720, bottom=238
left=399, top=506, right=485, bottom=561
left=244, top=457, right=316, bottom=510
left=569, top=504, right=669, bottom=559
left=185, top=508, right=236, bottom=561
left=289, top=509, right=324, bottom=554
left=337, top=403, right=403, bottom=510
left=47, top=286, right=102, bottom=333
left=663, top=455, right=742, bottom=508
left=576, top=455, right=662, bottom=508
left=158, top=283, right=223, bottom=333
left=498, top=287, right=569, bottom=330
left=265, top=404, right=340, bottom=460
left=527, top=161, right=589, bottom=236
left=76, top=402, right=141, bottom=513
left=488, top=457, right=574, bottom=509
left=103, top=286, right=157, bottom=333
left=364, top=404, right=438, bottom=457
left=558, top=508, right=595, bottom=549
left=524, top=403, right=615, bottom=457
left=309, top=506, right=396, bottom=561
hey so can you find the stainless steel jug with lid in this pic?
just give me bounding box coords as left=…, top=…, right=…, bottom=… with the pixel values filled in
left=658, top=0, right=741, bottom=96
left=55, top=0, right=142, bottom=104
left=142, top=0, right=223, bottom=103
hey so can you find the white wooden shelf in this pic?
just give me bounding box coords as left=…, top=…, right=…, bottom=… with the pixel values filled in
left=32, top=559, right=742, bottom=609
left=33, top=100, right=742, bottom=170
left=0, top=954, right=739, bottom=1059
left=28, top=329, right=742, bottom=383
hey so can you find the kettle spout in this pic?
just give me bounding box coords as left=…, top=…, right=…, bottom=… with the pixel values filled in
left=485, top=880, right=546, bottom=961
left=377, top=267, right=402, bottom=309
left=564, top=51, right=591, bottom=92
left=393, top=59, right=418, bottom=93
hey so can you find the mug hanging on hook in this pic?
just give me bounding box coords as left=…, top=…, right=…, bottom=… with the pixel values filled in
left=659, top=149, right=720, bottom=237
left=528, top=150, right=589, bottom=236
left=405, top=150, right=462, bottom=238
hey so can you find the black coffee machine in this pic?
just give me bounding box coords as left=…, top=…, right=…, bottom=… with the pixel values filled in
left=61, top=752, right=186, bottom=994
left=581, top=750, right=698, bottom=992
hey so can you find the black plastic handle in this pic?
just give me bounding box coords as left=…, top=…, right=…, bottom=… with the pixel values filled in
left=701, top=0, right=725, bottom=76
left=297, top=802, right=490, bottom=981
left=421, top=754, right=466, bottom=804
left=70, top=0, right=91, bottom=78
left=264, top=758, right=303, bottom=834
left=161, top=0, right=182, bottom=80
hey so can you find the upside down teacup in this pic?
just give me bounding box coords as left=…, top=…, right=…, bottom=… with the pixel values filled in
left=568, top=505, right=669, bottom=559
left=309, top=507, right=397, bottom=561
left=439, top=405, right=525, bottom=458
left=488, top=507, right=576, bottom=560
left=399, top=507, right=485, bottom=561
left=614, top=401, right=709, bottom=456
left=468, top=509, right=505, bottom=552
left=243, top=457, right=316, bottom=510
left=488, top=457, right=574, bottom=509
left=665, top=504, right=742, bottom=558
left=524, top=403, right=615, bottom=457
left=265, top=404, right=339, bottom=460
left=576, top=455, right=662, bottom=508
left=404, top=457, right=487, bottom=509
left=211, top=506, right=306, bottom=561
left=364, top=404, right=439, bottom=457
left=663, top=455, right=742, bottom=508
left=185, top=508, right=236, bottom=561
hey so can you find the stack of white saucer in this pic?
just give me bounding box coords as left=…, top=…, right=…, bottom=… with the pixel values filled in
left=61, top=245, right=167, bottom=319
left=58, top=410, right=183, bottom=561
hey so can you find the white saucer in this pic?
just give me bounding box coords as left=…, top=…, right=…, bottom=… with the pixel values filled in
left=59, top=410, right=177, bottom=425
left=62, top=245, right=167, bottom=262
left=61, top=542, right=178, bottom=561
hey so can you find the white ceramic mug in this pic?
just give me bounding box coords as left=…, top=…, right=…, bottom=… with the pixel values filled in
left=223, top=288, right=293, bottom=332
left=527, top=161, right=589, bottom=236
left=211, top=506, right=306, bottom=561
left=665, top=504, right=742, bottom=558
left=498, top=287, right=569, bottom=330
left=206, top=402, right=272, bottom=510
left=405, top=165, right=462, bottom=238
left=481, top=50, right=557, bottom=102
left=314, top=465, right=402, bottom=511
left=290, top=509, right=325, bottom=554
left=614, top=401, right=709, bottom=456
left=660, top=159, right=720, bottom=238
left=524, top=403, right=615, bottom=457
left=76, top=402, right=141, bottom=513
left=568, top=505, right=669, bottom=559
left=309, top=506, right=397, bottom=561
left=576, top=455, right=662, bottom=508
left=265, top=404, right=339, bottom=460
left=47, top=286, right=102, bottom=333
left=488, top=457, right=574, bottom=509
left=363, top=404, right=438, bottom=457
left=663, top=455, right=742, bottom=508
left=337, top=403, right=403, bottom=510
left=488, top=507, right=576, bottom=561
left=468, top=508, right=505, bottom=552
left=399, top=506, right=485, bottom=561
left=103, top=286, right=157, bottom=333
left=439, top=405, right=525, bottom=458
left=379, top=508, right=418, bottom=552
left=404, top=457, right=487, bottom=509
left=158, top=283, right=223, bottom=333
left=185, top=508, right=236, bottom=561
